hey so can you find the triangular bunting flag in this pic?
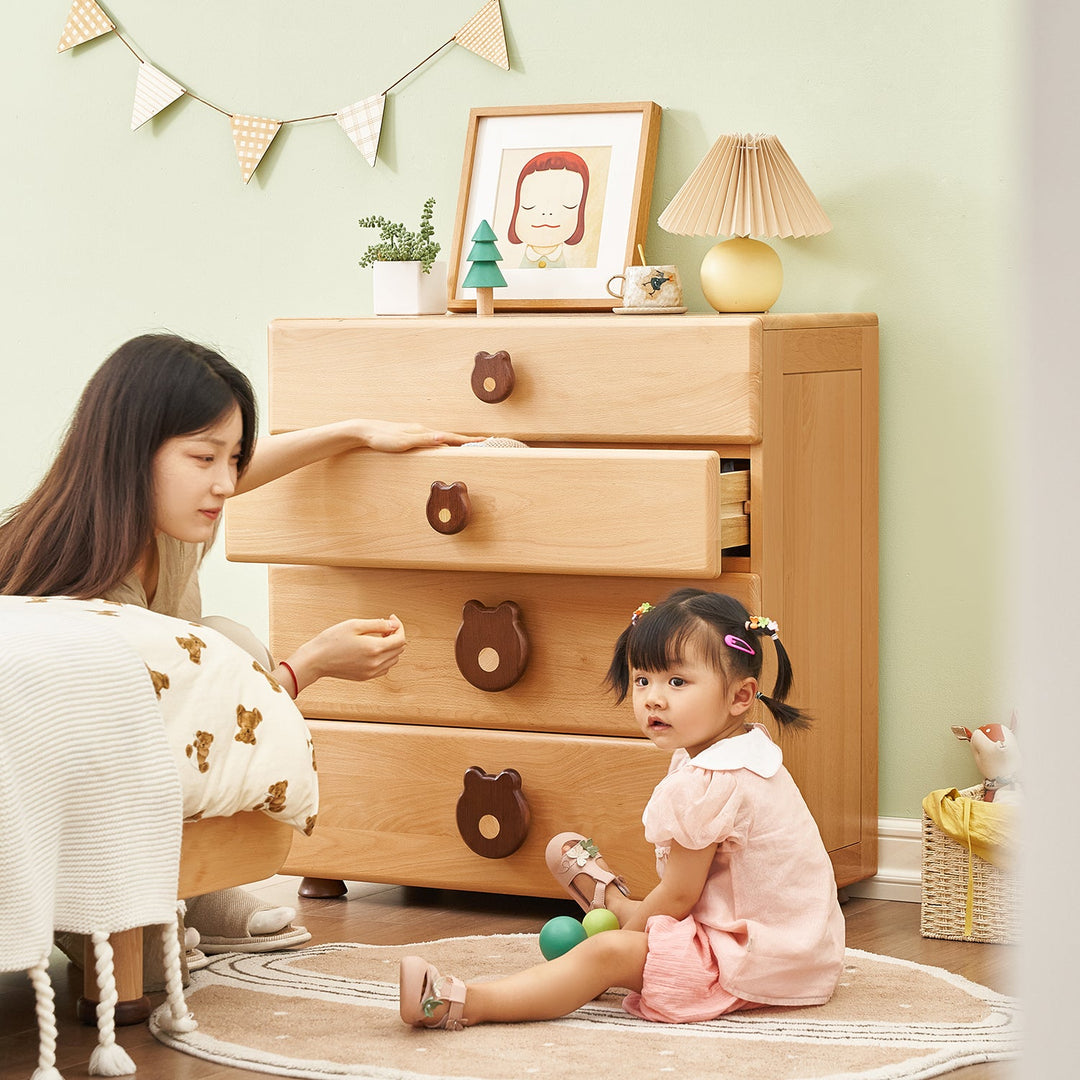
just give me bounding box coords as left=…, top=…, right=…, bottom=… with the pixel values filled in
left=131, top=63, right=186, bottom=131
left=230, top=114, right=282, bottom=184
left=336, top=94, right=386, bottom=168
left=454, top=0, right=509, bottom=70
left=57, top=0, right=115, bottom=54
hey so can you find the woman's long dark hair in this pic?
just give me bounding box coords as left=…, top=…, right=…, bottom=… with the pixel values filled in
left=606, top=588, right=811, bottom=730
left=0, top=333, right=257, bottom=599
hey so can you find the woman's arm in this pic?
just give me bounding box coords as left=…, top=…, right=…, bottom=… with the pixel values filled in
left=272, top=614, right=407, bottom=697
left=616, top=840, right=717, bottom=933
left=236, top=419, right=482, bottom=494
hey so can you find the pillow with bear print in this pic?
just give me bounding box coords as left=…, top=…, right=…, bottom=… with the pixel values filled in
left=0, top=596, right=317, bottom=834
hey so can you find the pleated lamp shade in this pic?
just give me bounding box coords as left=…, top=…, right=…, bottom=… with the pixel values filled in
left=657, top=133, right=831, bottom=312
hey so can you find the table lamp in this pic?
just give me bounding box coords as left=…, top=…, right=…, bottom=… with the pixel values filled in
left=657, top=133, right=831, bottom=313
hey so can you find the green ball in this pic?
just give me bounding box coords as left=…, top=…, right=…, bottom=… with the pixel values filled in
left=539, top=916, right=587, bottom=960
left=582, top=908, right=620, bottom=936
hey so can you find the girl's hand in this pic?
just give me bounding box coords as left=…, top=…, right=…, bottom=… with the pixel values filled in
left=277, top=615, right=406, bottom=694
left=359, top=420, right=484, bottom=453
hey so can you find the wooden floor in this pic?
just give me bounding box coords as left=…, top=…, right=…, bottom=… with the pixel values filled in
left=0, top=880, right=1017, bottom=1079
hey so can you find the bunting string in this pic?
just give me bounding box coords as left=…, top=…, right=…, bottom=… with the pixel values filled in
left=57, top=0, right=510, bottom=183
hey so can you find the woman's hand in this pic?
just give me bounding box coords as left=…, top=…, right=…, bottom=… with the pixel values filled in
left=274, top=615, right=406, bottom=695
left=236, top=421, right=483, bottom=493
left=359, top=420, right=484, bottom=453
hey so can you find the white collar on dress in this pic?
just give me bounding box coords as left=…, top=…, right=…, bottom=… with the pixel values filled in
left=686, top=723, right=783, bottom=777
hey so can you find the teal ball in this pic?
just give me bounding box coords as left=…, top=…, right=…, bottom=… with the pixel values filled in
left=539, top=916, right=587, bottom=960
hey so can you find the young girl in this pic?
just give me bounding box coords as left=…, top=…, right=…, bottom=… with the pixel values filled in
left=0, top=332, right=479, bottom=952
left=399, top=588, right=845, bottom=1029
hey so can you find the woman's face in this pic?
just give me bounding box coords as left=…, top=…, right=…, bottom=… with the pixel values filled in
left=515, top=168, right=585, bottom=248
left=151, top=405, right=243, bottom=543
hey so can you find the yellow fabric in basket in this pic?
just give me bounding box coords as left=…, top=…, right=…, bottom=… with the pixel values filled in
left=922, top=788, right=1016, bottom=868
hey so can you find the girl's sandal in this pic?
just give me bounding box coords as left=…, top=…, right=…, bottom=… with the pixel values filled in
left=545, top=832, right=631, bottom=912
left=400, top=955, right=468, bottom=1030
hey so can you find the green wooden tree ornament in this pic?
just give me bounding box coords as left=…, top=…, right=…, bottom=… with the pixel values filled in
left=461, top=219, right=507, bottom=316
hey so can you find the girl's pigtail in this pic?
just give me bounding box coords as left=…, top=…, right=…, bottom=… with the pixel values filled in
left=746, top=618, right=811, bottom=730
left=605, top=622, right=633, bottom=703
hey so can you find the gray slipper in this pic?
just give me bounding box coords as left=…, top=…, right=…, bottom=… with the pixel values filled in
left=185, top=888, right=311, bottom=954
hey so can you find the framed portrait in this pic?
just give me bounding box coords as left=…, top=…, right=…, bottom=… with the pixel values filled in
left=447, top=102, right=662, bottom=312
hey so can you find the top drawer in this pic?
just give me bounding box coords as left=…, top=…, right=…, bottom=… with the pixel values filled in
left=266, top=315, right=762, bottom=444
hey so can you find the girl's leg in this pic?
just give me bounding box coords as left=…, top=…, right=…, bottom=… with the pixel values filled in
left=462, top=929, right=648, bottom=1024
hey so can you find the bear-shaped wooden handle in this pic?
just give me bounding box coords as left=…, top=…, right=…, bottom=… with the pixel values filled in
left=426, top=481, right=470, bottom=534
left=454, top=599, right=529, bottom=692
left=456, top=766, right=531, bottom=859
left=471, top=350, right=514, bottom=403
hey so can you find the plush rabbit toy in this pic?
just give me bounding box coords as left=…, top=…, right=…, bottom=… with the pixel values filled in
left=951, top=713, right=1022, bottom=804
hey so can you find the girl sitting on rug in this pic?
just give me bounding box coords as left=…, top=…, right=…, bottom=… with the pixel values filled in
left=399, top=588, right=845, bottom=1028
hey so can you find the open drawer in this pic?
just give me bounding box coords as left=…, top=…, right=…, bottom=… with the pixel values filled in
left=227, top=446, right=749, bottom=578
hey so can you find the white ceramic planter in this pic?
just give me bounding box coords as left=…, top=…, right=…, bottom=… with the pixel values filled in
left=371, top=260, right=447, bottom=315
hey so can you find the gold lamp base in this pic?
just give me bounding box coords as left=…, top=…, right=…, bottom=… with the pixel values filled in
left=699, top=237, right=783, bottom=313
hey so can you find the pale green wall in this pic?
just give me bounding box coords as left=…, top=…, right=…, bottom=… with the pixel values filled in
left=1, top=2, right=1018, bottom=818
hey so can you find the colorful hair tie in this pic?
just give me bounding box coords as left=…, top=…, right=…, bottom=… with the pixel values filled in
left=746, top=615, right=779, bottom=640
left=631, top=601, right=653, bottom=625
left=724, top=634, right=755, bottom=655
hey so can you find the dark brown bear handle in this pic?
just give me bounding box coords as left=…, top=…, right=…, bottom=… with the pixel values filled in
left=426, top=481, right=470, bottom=534
left=455, top=600, right=529, bottom=691
left=456, top=766, right=531, bottom=859
left=471, top=350, right=515, bottom=403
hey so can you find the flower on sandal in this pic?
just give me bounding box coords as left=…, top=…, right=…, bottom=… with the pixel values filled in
left=565, top=838, right=600, bottom=867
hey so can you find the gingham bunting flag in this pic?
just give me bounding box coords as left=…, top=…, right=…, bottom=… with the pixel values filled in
left=454, top=0, right=509, bottom=70
left=131, top=62, right=186, bottom=131
left=230, top=114, right=282, bottom=184
left=336, top=94, right=386, bottom=167
left=57, top=0, right=114, bottom=54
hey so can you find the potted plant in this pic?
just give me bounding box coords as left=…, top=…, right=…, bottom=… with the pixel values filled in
left=358, top=197, right=447, bottom=315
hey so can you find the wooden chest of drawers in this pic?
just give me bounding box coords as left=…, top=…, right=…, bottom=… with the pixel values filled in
left=227, top=312, right=878, bottom=897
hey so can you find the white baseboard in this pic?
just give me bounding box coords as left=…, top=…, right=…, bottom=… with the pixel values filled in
left=843, top=817, right=923, bottom=903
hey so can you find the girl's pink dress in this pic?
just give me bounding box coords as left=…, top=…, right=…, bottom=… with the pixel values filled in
left=622, top=724, right=846, bottom=1023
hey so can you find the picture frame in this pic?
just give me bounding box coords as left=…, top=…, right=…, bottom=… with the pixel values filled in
left=447, top=102, right=662, bottom=313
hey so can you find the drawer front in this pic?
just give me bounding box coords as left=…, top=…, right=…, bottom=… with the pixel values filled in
left=281, top=719, right=669, bottom=898
left=265, top=564, right=761, bottom=737
left=228, top=447, right=748, bottom=578
left=266, top=316, right=762, bottom=444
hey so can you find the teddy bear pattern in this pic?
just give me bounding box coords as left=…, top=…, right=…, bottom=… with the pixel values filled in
left=454, top=599, right=529, bottom=692
left=455, top=766, right=531, bottom=859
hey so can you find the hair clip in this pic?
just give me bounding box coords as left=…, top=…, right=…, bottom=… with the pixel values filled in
left=724, top=634, right=755, bottom=655
left=631, top=601, right=654, bottom=625
left=746, top=616, right=779, bottom=640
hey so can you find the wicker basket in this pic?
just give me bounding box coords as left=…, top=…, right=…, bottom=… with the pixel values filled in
left=920, top=784, right=1020, bottom=945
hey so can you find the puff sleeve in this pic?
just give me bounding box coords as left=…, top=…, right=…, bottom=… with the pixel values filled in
left=642, top=762, right=749, bottom=852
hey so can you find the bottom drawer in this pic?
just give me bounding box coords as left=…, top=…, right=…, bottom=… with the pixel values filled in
left=282, top=719, right=670, bottom=898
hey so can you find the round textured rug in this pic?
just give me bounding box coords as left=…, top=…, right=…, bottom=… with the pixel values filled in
left=150, top=934, right=1019, bottom=1080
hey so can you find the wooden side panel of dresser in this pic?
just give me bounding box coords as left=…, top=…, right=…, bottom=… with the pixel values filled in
left=232, top=314, right=878, bottom=894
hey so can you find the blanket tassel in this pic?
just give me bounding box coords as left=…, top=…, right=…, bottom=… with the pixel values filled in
left=87, top=932, right=136, bottom=1077
left=28, top=953, right=64, bottom=1080
left=155, top=904, right=197, bottom=1035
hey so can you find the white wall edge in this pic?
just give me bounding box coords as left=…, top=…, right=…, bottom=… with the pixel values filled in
left=843, top=817, right=923, bottom=904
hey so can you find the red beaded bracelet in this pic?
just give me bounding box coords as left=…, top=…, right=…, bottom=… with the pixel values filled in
left=278, top=660, right=299, bottom=697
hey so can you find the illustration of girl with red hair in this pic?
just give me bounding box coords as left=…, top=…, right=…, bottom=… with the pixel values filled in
left=507, top=151, right=590, bottom=268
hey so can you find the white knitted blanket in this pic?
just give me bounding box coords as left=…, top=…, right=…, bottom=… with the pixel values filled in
left=0, top=602, right=182, bottom=975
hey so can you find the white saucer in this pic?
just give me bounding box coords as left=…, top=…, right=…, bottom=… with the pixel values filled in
left=611, top=306, right=688, bottom=315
